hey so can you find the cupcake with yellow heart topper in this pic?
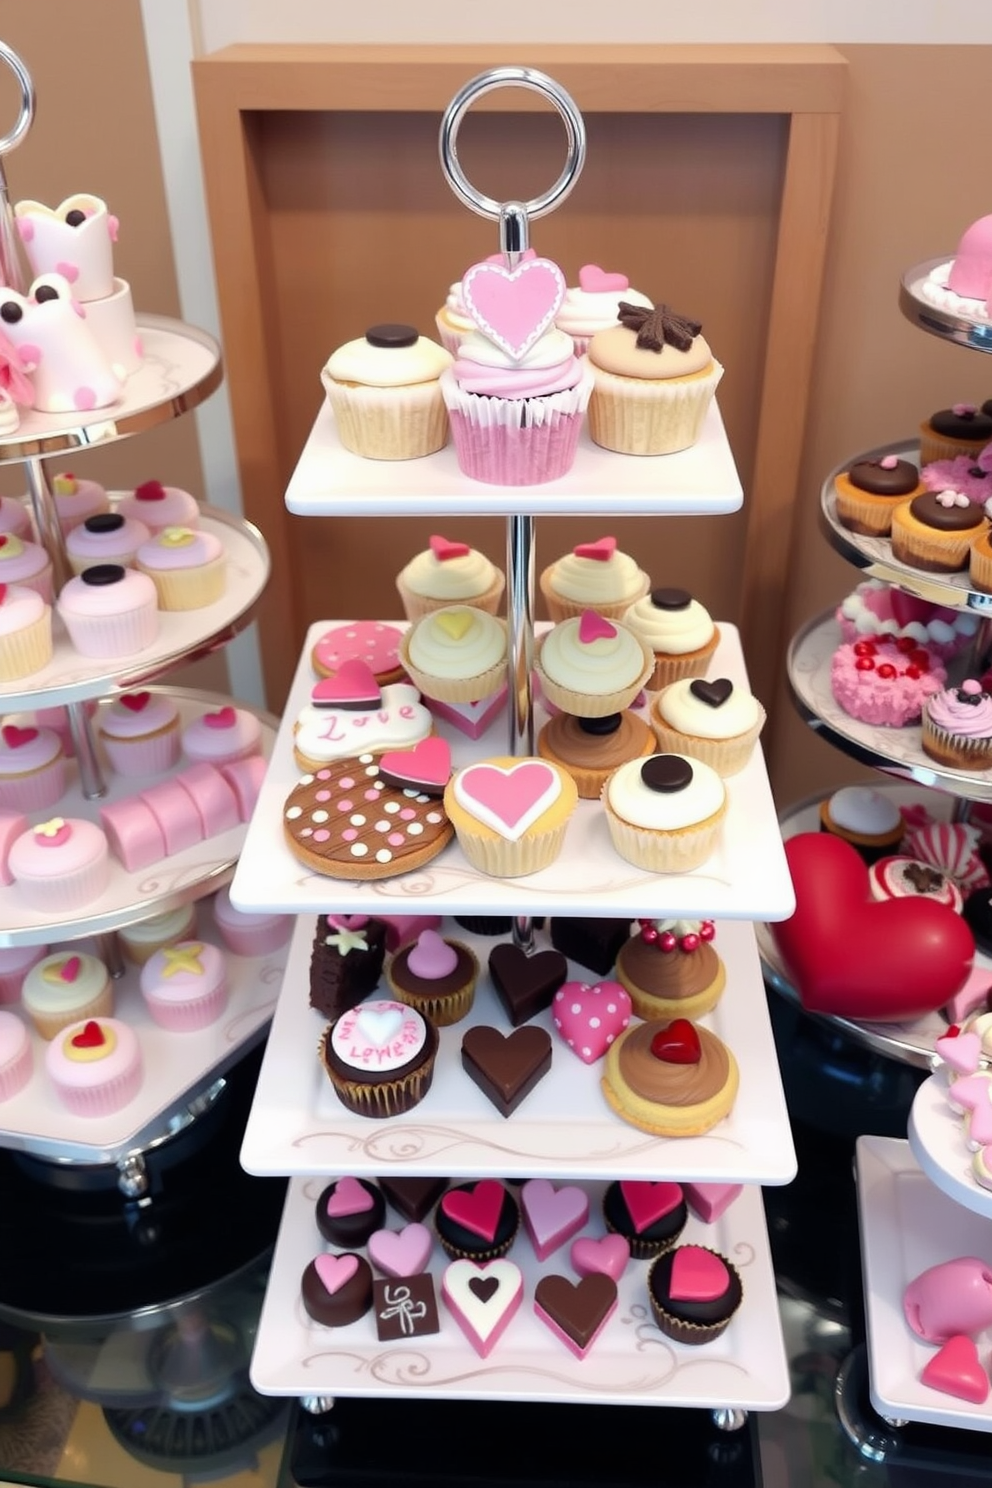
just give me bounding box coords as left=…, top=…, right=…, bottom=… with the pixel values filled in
left=135, top=525, right=226, bottom=610
left=399, top=604, right=507, bottom=705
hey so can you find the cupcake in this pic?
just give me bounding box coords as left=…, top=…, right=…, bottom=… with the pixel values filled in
left=315, top=1177, right=385, bottom=1247
left=602, top=1179, right=687, bottom=1260
left=321, top=323, right=452, bottom=460
left=212, top=886, right=291, bottom=958
left=434, top=1180, right=519, bottom=1261
left=0, top=944, right=48, bottom=1005
left=818, top=785, right=905, bottom=865
left=615, top=917, right=725, bottom=1021
left=556, top=265, right=653, bottom=356
left=0, top=533, right=53, bottom=602
left=181, top=705, right=261, bottom=766
left=139, top=940, right=229, bottom=1032
left=98, top=692, right=180, bottom=776
left=647, top=1244, right=743, bottom=1344
left=444, top=756, right=578, bottom=878
left=601, top=1016, right=739, bottom=1136
left=399, top=606, right=507, bottom=705
left=9, top=816, right=110, bottom=912
left=537, top=710, right=656, bottom=799
left=602, top=754, right=727, bottom=874
left=650, top=676, right=766, bottom=776
left=586, top=299, right=723, bottom=456
left=0, top=498, right=32, bottom=540
left=435, top=278, right=478, bottom=355
left=387, top=928, right=478, bottom=1026
left=439, top=254, right=593, bottom=486
left=920, top=404, right=992, bottom=465
left=22, top=951, right=113, bottom=1040
left=44, top=1017, right=142, bottom=1117
left=622, top=588, right=719, bottom=689
left=921, top=680, right=992, bottom=769
left=0, top=723, right=66, bottom=812
left=0, top=584, right=52, bottom=681
left=830, top=637, right=946, bottom=726
left=890, top=491, right=987, bottom=573
left=118, top=904, right=198, bottom=965
left=115, top=480, right=200, bottom=534
left=319, top=999, right=438, bottom=1117
left=396, top=535, right=504, bottom=620
left=0, top=1011, right=31, bottom=1101
left=539, top=536, right=650, bottom=623
left=66, top=512, right=150, bottom=574
left=135, top=526, right=226, bottom=610
left=969, top=526, right=992, bottom=593
left=535, top=612, right=652, bottom=717
left=57, top=564, right=159, bottom=659
left=835, top=578, right=979, bottom=661
left=833, top=455, right=925, bottom=536
left=51, top=472, right=110, bottom=534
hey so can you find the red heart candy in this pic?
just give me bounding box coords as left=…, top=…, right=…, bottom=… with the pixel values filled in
left=573, top=536, right=616, bottom=562
left=440, top=1180, right=505, bottom=1243
left=770, top=834, right=974, bottom=1021
left=204, top=706, right=236, bottom=730
left=2, top=725, right=38, bottom=749
left=120, top=692, right=150, bottom=713
left=135, top=480, right=165, bottom=501
left=650, top=1019, right=701, bottom=1065
left=71, top=1020, right=105, bottom=1049
left=429, top=534, right=470, bottom=562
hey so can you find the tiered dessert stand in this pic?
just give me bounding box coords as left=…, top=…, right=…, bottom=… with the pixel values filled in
left=0, top=43, right=284, bottom=1198
left=758, top=242, right=992, bottom=1442
left=231, top=68, right=798, bottom=1428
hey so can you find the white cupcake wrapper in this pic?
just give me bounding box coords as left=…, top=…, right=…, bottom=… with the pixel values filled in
left=439, top=365, right=594, bottom=430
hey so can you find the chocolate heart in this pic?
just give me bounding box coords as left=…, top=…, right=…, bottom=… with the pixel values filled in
left=689, top=678, right=733, bottom=709
left=461, top=1025, right=552, bottom=1117
left=534, top=1273, right=618, bottom=1352
left=488, top=944, right=568, bottom=1027
left=71, top=1020, right=104, bottom=1049
left=468, top=1276, right=499, bottom=1304
left=641, top=756, right=693, bottom=794
left=650, top=1019, right=702, bottom=1065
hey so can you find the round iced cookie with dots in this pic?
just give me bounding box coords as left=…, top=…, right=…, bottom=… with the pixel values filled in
left=283, top=752, right=454, bottom=881
left=311, top=621, right=407, bottom=685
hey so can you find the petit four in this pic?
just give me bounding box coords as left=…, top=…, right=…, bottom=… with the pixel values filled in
left=647, top=1244, right=743, bottom=1344
left=319, top=1000, right=438, bottom=1117
left=44, top=1017, right=142, bottom=1117
left=315, top=1176, right=385, bottom=1248
left=309, top=914, right=387, bottom=1021
left=601, top=1179, right=687, bottom=1260
left=301, top=1252, right=374, bottom=1327
left=570, top=1234, right=631, bottom=1282
left=683, top=1182, right=742, bottom=1224
left=378, top=1176, right=448, bottom=1223
left=435, top=1181, right=519, bottom=1262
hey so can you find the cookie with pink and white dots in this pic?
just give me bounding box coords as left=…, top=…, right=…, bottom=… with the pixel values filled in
left=552, top=979, right=632, bottom=1064
left=311, top=622, right=407, bottom=685
left=283, top=752, right=453, bottom=881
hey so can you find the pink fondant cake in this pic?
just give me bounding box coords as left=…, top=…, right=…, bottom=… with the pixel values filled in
left=830, top=638, right=946, bottom=726
left=175, top=763, right=240, bottom=837
left=138, top=778, right=203, bottom=857
left=45, top=1016, right=142, bottom=1116
left=15, top=194, right=118, bottom=302
left=139, top=939, right=228, bottom=1031
left=9, top=816, right=110, bottom=912
left=835, top=579, right=979, bottom=660
left=99, top=796, right=165, bottom=871
left=181, top=706, right=262, bottom=766
left=219, top=753, right=267, bottom=822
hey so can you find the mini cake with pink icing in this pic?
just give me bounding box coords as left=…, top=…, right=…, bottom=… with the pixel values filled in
left=9, top=816, right=110, bottom=912
left=0, top=944, right=48, bottom=1004
left=868, top=855, right=964, bottom=912
left=0, top=533, right=53, bottom=603
left=0, top=1011, right=31, bottom=1102
left=387, top=927, right=479, bottom=1026
left=66, top=512, right=150, bottom=574
left=0, top=584, right=53, bottom=681
left=116, top=480, right=200, bottom=534
left=58, top=564, right=159, bottom=659
left=921, top=680, right=992, bottom=768
left=319, top=999, right=439, bottom=1117
left=45, top=1016, right=142, bottom=1117
left=181, top=705, right=261, bottom=767
left=293, top=662, right=432, bottom=771
left=0, top=499, right=32, bottom=540
left=139, top=940, right=229, bottom=1031
left=98, top=692, right=181, bottom=776
left=219, top=753, right=267, bottom=822
left=540, top=536, right=651, bottom=624
left=15, top=195, right=118, bottom=302
left=136, top=526, right=225, bottom=610
left=310, top=621, right=406, bottom=684
left=836, top=579, right=980, bottom=661
left=555, top=264, right=653, bottom=355
left=920, top=216, right=992, bottom=326
left=830, top=637, right=946, bottom=726
left=49, top=473, right=110, bottom=534
left=22, top=951, right=112, bottom=1040
left=212, top=885, right=292, bottom=958
left=0, top=723, right=66, bottom=811
left=439, top=252, right=593, bottom=485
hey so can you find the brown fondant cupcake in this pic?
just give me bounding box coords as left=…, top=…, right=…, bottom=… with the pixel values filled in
left=387, top=929, right=478, bottom=1026
left=614, top=918, right=726, bottom=1021
left=919, top=404, right=992, bottom=465
left=537, top=710, right=656, bottom=799
left=890, top=490, right=987, bottom=573
left=833, top=455, right=925, bottom=536
left=319, top=999, right=438, bottom=1117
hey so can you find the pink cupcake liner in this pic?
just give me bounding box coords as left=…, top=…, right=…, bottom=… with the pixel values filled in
left=0, top=946, right=47, bottom=1004
left=62, top=605, right=159, bottom=660
left=101, top=728, right=180, bottom=778
left=0, top=757, right=66, bottom=813
left=143, top=981, right=229, bottom=1032
left=51, top=1060, right=143, bottom=1117
left=0, top=1038, right=31, bottom=1101
left=447, top=409, right=585, bottom=486
left=14, top=856, right=110, bottom=914
left=214, top=916, right=292, bottom=958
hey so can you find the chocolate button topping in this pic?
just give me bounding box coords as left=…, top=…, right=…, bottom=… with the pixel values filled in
left=690, top=678, right=733, bottom=709
left=0, top=301, right=22, bottom=324
left=848, top=458, right=920, bottom=496
left=650, top=587, right=691, bottom=611
left=81, top=563, right=125, bottom=587
left=579, top=713, right=622, bottom=736
left=65, top=208, right=87, bottom=227
left=641, top=755, right=693, bottom=793
left=83, top=513, right=124, bottom=535
left=909, top=493, right=983, bottom=532
left=365, top=323, right=419, bottom=349
left=34, top=284, right=59, bottom=304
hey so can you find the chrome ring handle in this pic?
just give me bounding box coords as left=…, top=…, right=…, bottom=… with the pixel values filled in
left=0, top=42, right=34, bottom=157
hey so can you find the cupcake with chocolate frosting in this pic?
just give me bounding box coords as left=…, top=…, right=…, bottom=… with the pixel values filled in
left=538, top=709, right=656, bottom=799
left=387, top=928, right=478, bottom=1027
left=833, top=454, right=925, bottom=536
left=890, top=489, right=987, bottom=573
left=921, top=679, right=992, bottom=770
left=615, top=918, right=726, bottom=1021
left=321, top=323, right=452, bottom=461
left=920, top=403, right=992, bottom=465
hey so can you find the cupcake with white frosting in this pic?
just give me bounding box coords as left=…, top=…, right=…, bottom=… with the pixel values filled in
left=623, top=587, right=719, bottom=689
left=603, top=753, right=727, bottom=873
left=650, top=677, right=765, bottom=776
left=399, top=605, right=507, bottom=704
left=539, top=535, right=650, bottom=623
left=396, top=534, right=504, bottom=620
left=322, top=323, right=452, bottom=460
left=535, top=611, right=652, bottom=718
left=555, top=264, right=653, bottom=355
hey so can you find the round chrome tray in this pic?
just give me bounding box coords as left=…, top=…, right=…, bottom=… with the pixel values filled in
left=0, top=317, right=223, bottom=463
left=899, top=255, right=992, bottom=355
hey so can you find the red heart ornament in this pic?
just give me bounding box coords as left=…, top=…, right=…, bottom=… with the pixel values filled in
left=120, top=691, right=150, bottom=713
left=771, top=834, right=974, bottom=1021
left=429, top=534, right=470, bottom=562
left=650, top=1019, right=701, bottom=1064
left=71, top=1020, right=105, bottom=1049
left=2, top=725, right=38, bottom=748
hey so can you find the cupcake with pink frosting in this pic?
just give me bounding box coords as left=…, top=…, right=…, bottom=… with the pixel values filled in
left=45, top=1016, right=142, bottom=1117
left=116, top=481, right=200, bottom=534
left=98, top=692, right=181, bottom=777
left=139, top=939, right=229, bottom=1031
left=830, top=637, right=946, bottom=727
left=0, top=533, right=53, bottom=603
left=387, top=927, right=478, bottom=1027
left=212, top=885, right=292, bottom=958
left=921, top=680, right=992, bottom=769
left=51, top=473, right=110, bottom=535
left=0, top=1011, right=31, bottom=1102
left=556, top=264, right=653, bottom=356
left=440, top=253, right=593, bottom=486
left=136, top=526, right=225, bottom=610
left=0, top=723, right=66, bottom=812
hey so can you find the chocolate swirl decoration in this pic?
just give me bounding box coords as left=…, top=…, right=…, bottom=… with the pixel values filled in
left=617, top=302, right=703, bottom=354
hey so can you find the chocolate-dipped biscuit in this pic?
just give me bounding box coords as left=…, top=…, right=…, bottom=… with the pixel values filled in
left=315, top=1177, right=385, bottom=1247
left=301, top=1252, right=374, bottom=1326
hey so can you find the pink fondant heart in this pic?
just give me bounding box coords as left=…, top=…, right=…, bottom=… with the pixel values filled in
left=59, top=955, right=81, bottom=983
left=573, top=536, right=616, bottom=562
left=578, top=610, right=617, bottom=644
left=2, top=725, right=38, bottom=749
left=313, top=1252, right=359, bottom=1295
left=552, top=980, right=631, bottom=1064
left=455, top=760, right=560, bottom=840
left=440, top=1180, right=505, bottom=1243
left=619, top=1181, right=684, bottom=1235
left=920, top=1335, right=990, bottom=1404
left=204, top=706, right=236, bottom=730
left=379, top=737, right=451, bottom=792
left=17, top=219, right=33, bottom=243
left=429, top=534, right=470, bottom=562
left=670, top=1245, right=729, bottom=1303
left=55, top=261, right=79, bottom=284
left=312, top=657, right=381, bottom=709
left=521, top=1180, right=589, bottom=1258
left=936, top=1027, right=983, bottom=1076
left=367, top=1223, right=433, bottom=1278
left=461, top=257, right=566, bottom=360
left=571, top=1234, right=630, bottom=1281
left=325, top=1176, right=375, bottom=1219
left=578, top=265, right=629, bottom=293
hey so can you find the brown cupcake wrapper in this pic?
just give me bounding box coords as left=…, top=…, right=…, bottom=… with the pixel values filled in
left=647, top=1247, right=742, bottom=1345
left=433, top=1217, right=518, bottom=1263
left=603, top=1211, right=682, bottom=1261
left=322, top=1047, right=436, bottom=1118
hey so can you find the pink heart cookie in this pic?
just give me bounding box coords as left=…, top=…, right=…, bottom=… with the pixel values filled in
left=570, top=1234, right=630, bottom=1281
left=379, top=737, right=451, bottom=794
left=552, top=980, right=631, bottom=1064
left=367, top=1222, right=433, bottom=1279
left=578, top=265, right=629, bottom=294
left=455, top=760, right=560, bottom=841
left=462, top=257, right=566, bottom=361
left=313, top=1253, right=359, bottom=1295
left=311, top=657, right=382, bottom=710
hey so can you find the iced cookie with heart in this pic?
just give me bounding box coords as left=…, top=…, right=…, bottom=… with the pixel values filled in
left=601, top=1179, right=687, bottom=1259
left=387, top=928, right=479, bottom=1027
left=44, top=1017, right=142, bottom=1117
left=648, top=1244, right=743, bottom=1344
left=22, top=951, right=112, bottom=1040
left=321, top=323, right=452, bottom=461
left=399, top=605, right=507, bottom=706
left=396, top=534, right=505, bottom=620
left=310, top=622, right=407, bottom=685
left=434, top=1180, right=520, bottom=1262
left=442, top=1257, right=523, bottom=1357
left=439, top=253, right=593, bottom=485
left=301, top=1251, right=374, bottom=1327
left=535, top=611, right=652, bottom=718
left=181, top=705, right=262, bottom=767
left=319, top=999, right=439, bottom=1117
left=293, top=666, right=433, bottom=772
left=315, top=1176, right=386, bottom=1247
left=601, top=1017, right=739, bottom=1137
left=0, top=722, right=66, bottom=811
left=445, top=755, right=577, bottom=877
left=552, top=979, right=632, bottom=1063
left=539, top=535, right=650, bottom=624
left=650, top=676, right=766, bottom=776
left=98, top=692, right=180, bottom=777
left=555, top=264, right=653, bottom=355
left=615, top=918, right=725, bottom=1021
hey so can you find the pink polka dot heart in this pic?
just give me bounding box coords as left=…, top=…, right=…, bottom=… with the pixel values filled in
left=552, top=980, right=631, bottom=1065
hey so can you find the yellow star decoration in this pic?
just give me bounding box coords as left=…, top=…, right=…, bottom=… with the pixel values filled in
left=159, top=526, right=195, bottom=548
left=325, top=928, right=368, bottom=956
left=160, top=942, right=205, bottom=978
left=35, top=817, right=65, bottom=838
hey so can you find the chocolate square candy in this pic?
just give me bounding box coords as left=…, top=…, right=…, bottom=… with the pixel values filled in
left=373, top=1274, right=440, bottom=1341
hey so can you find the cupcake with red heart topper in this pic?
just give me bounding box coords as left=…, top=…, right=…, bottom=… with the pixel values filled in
left=45, top=1016, right=143, bottom=1117
left=0, top=722, right=66, bottom=812
left=439, top=252, right=593, bottom=485
left=396, top=534, right=505, bottom=620
left=535, top=610, right=652, bottom=718
left=98, top=692, right=180, bottom=776
left=181, top=705, right=261, bottom=767
left=555, top=264, right=653, bottom=356
left=539, top=536, right=650, bottom=624
left=116, top=480, right=200, bottom=534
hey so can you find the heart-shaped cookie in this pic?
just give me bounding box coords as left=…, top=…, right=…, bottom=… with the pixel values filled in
left=462, top=257, right=566, bottom=360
